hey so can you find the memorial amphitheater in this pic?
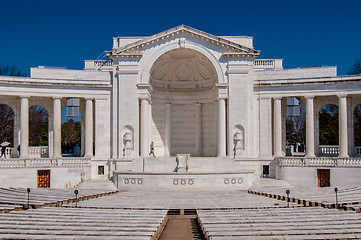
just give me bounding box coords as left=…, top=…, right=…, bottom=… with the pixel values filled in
left=1, top=25, right=361, bottom=239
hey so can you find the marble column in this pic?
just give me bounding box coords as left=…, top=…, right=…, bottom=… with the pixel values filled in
left=339, top=95, right=349, bottom=157
left=164, top=103, right=172, bottom=157
left=140, top=97, right=149, bottom=157
left=217, top=98, right=226, bottom=157
left=273, top=97, right=282, bottom=157
left=20, top=96, right=29, bottom=158
left=53, top=97, right=62, bottom=158
left=305, top=96, right=316, bottom=157
left=195, top=103, right=202, bottom=156
left=85, top=98, right=93, bottom=157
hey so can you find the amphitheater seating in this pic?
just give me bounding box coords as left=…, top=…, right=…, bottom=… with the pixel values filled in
left=0, top=186, right=118, bottom=208
left=63, top=190, right=302, bottom=209
left=198, top=207, right=361, bottom=239
left=0, top=207, right=168, bottom=239
left=249, top=186, right=361, bottom=210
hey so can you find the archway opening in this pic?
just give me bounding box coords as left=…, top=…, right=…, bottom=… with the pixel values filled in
left=285, top=97, right=306, bottom=156
left=0, top=104, right=14, bottom=157
left=149, top=48, right=218, bottom=157
left=29, top=105, right=49, bottom=158
left=353, top=104, right=361, bottom=155
left=319, top=104, right=339, bottom=156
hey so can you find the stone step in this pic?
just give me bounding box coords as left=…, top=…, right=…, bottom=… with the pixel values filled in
left=0, top=234, right=149, bottom=239
left=209, top=234, right=361, bottom=240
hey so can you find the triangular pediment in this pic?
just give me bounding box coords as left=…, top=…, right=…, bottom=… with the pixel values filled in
left=108, top=25, right=260, bottom=58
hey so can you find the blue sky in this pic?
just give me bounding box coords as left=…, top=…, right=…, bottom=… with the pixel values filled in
left=1, top=0, right=361, bottom=76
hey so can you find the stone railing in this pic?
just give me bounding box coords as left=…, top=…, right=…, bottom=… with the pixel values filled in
left=254, top=59, right=283, bottom=69
left=84, top=60, right=113, bottom=69
left=319, top=145, right=339, bottom=157
left=3, top=147, right=49, bottom=158
left=0, top=157, right=91, bottom=169
left=278, top=157, right=361, bottom=168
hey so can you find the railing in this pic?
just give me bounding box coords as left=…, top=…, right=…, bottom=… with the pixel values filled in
left=319, top=145, right=339, bottom=157
left=84, top=60, right=113, bottom=69
left=278, top=157, right=361, bottom=168
left=254, top=59, right=283, bottom=69
left=2, top=147, right=49, bottom=158
left=0, top=157, right=91, bottom=168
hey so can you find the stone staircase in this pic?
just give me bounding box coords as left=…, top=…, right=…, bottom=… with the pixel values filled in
left=250, top=177, right=293, bottom=192
left=74, top=179, right=117, bottom=191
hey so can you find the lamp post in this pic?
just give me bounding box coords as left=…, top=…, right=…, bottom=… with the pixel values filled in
left=286, top=189, right=290, bottom=208
left=334, top=187, right=338, bottom=207
left=74, top=190, right=79, bottom=208
left=27, top=188, right=30, bottom=209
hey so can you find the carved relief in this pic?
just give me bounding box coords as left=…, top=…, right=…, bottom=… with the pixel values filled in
left=123, top=178, right=143, bottom=185
left=172, top=178, right=194, bottom=185
left=224, top=178, right=243, bottom=185
left=233, top=125, right=244, bottom=158
left=122, top=125, right=134, bottom=157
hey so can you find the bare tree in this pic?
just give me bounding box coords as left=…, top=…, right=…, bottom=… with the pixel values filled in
left=0, top=65, right=28, bottom=77
left=349, top=59, right=361, bottom=75
left=0, top=104, right=14, bottom=144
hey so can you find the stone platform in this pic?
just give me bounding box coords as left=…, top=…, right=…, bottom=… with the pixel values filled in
left=113, top=171, right=254, bottom=191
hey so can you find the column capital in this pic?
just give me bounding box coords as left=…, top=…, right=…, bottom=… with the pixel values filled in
left=337, top=93, right=347, bottom=98
left=52, top=96, right=62, bottom=100
left=165, top=103, right=173, bottom=107
left=273, top=96, right=282, bottom=101
left=84, top=97, right=94, bottom=101
left=217, top=97, right=227, bottom=101
left=139, top=96, right=150, bottom=101
left=19, top=95, right=30, bottom=99
left=194, top=102, right=202, bottom=106
left=304, top=94, right=315, bottom=99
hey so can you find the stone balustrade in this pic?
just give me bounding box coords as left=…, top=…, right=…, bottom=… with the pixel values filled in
left=319, top=145, right=339, bottom=156
left=278, top=157, right=361, bottom=168
left=3, top=147, right=48, bottom=158
left=84, top=60, right=113, bottom=69
left=254, top=59, right=283, bottom=69
left=0, top=157, right=90, bottom=168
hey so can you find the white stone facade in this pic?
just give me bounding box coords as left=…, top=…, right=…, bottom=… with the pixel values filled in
left=1, top=25, right=361, bottom=189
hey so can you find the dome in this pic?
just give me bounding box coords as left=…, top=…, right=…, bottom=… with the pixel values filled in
left=150, top=49, right=217, bottom=92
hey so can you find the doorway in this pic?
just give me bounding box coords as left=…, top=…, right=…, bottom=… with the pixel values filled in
left=317, top=169, right=330, bottom=187
left=37, top=170, right=50, bottom=188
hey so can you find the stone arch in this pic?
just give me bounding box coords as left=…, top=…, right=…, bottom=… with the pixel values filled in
left=146, top=47, right=218, bottom=157
left=140, top=40, right=225, bottom=84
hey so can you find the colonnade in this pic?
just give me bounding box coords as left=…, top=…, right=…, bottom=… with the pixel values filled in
left=139, top=96, right=227, bottom=157
left=17, top=96, right=94, bottom=159
left=273, top=95, right=350, bottom=158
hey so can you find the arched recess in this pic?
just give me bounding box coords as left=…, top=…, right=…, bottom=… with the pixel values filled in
left=140, top=40, right=225, bottom=84
left=0, top=104, right=15, bottom=156
left=148, top=48, right=218, bottom=157
left=353, top=104, right=361, bottom=155
left=122, top=125, right=134, bottom=157
left=233, top=125, right=244, bottom=158
left=29, top=105, right=49, bottom=158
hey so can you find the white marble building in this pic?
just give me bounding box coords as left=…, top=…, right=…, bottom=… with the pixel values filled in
left=1, top=25, right=361, bottom=190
